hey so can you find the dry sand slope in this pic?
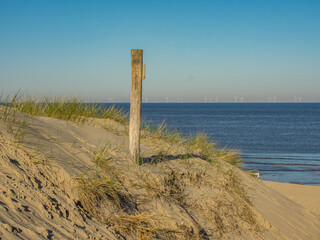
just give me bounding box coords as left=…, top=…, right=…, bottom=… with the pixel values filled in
left=0, top=112, right=319, bottom=239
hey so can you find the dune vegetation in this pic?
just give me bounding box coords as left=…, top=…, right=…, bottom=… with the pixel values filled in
left=2, top=92, right=319, bottom=239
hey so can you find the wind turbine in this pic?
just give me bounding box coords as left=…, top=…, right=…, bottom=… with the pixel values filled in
left=234, top=96, right=238, bottom=102
left=166, top=97, right=169, bottom=103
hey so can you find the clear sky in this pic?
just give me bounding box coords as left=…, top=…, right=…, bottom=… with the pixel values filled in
left=0, top=0, right=319, bottom=102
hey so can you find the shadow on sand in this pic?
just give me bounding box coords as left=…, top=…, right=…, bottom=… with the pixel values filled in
left=141, top=153, right=199, bottom=164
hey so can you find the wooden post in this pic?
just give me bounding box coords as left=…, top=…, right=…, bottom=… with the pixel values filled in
left=130, top=49, right=144, bottom=164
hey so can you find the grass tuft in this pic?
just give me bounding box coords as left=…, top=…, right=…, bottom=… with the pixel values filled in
left=142, top=121, right=242, bottom=168
left=186, top=133, right=216, bottom=161
left=92, top=143, right=113, bottom=167
left=74, top=170, right=123, bottom=218
left=0, top=92, right=29, bottom=142
left=186, top=133, right=242, bottom=167
left=142, top=121, right=183, bottom=145
left=106, top=213, right=174, bottom=240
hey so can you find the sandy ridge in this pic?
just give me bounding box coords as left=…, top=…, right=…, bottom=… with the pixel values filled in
left=0, top=113, right=319, bottom=239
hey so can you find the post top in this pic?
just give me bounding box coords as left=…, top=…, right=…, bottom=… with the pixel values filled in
left=131, top=49, right=143, bottom=53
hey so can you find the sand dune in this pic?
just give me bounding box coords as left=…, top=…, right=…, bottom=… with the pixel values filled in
left=0, top=111, right=319, bottom=239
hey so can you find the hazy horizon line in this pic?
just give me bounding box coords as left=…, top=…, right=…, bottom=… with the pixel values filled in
left=94, top=101, right=320, bottom=104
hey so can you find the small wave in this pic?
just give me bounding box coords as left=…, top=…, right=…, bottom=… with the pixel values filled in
left=243, top=161, right=320, bottom=167
left=241, top=155, right=320, bottom=162
left=257, top=169, right=320, bottom=172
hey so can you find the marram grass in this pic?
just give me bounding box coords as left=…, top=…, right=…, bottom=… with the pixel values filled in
left=186, top=133, right=241, bottom=167
left=1, top=92, right=128, bottom=124
left=141, top=121, right=242, bottom=167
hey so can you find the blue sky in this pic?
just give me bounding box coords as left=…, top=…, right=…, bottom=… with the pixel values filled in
left=0, top=0, right=319, bottom=102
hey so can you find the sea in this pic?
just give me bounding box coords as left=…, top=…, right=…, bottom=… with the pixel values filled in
left=103, top=103, right=320, bottom=186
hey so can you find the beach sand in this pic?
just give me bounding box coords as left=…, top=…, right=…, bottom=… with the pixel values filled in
left=0, top=110, right=319, bottom=239
left=264, top=181, right=320, bottom=216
